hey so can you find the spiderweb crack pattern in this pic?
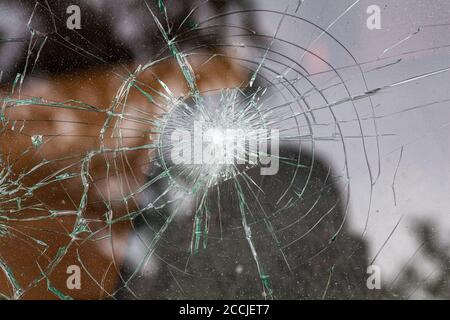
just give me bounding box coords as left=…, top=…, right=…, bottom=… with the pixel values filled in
left=0, top=0, right=449, bottom=299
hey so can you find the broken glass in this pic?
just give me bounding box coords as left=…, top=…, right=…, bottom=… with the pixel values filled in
left=0, top=0, right=449, bottom=299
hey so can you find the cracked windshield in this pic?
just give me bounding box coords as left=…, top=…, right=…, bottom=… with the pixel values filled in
left=0, top=0, right=449, bottom=300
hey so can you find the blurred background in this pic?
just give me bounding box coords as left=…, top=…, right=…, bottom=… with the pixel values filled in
left=0, top=0, right=449, bottom=299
